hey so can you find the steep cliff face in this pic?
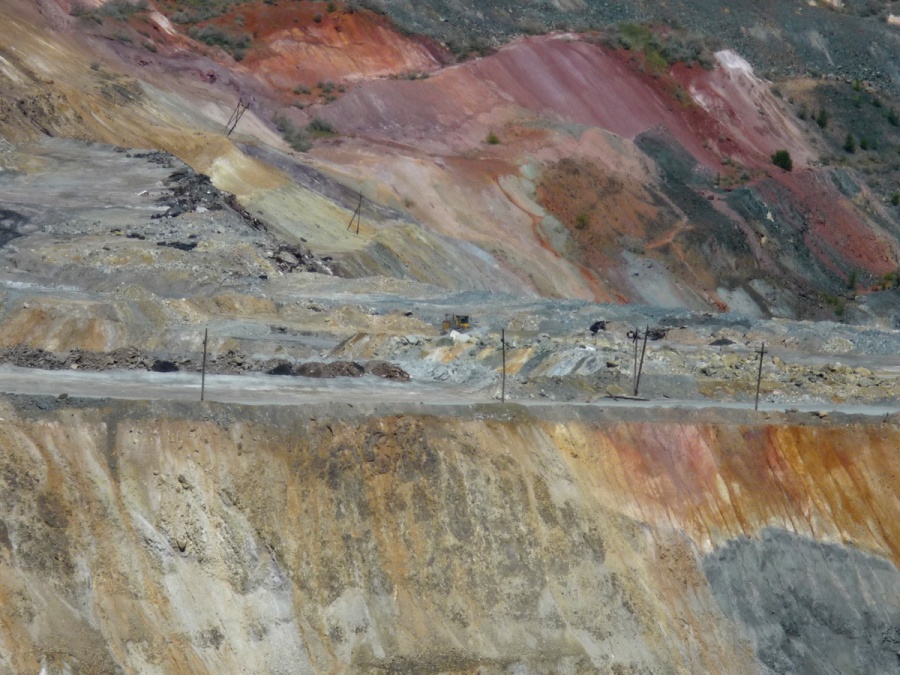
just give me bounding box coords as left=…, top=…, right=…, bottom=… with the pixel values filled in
left=1, top=398, right=898, bottom=674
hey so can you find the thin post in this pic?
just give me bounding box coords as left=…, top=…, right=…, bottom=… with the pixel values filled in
left=634, top=325, right=649, bottom=397
left=632, top=327, right=639, bottom=393
left=201, top=327, right=208, bottom=402
left=754, top=342, right=766, bottom=411
left=501, top=329, right=506, bottom=403
left=347, top=192, right=363, bottom=234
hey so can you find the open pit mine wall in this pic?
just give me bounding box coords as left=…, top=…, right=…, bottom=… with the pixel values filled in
left=1, top=399, right=899, bottom=674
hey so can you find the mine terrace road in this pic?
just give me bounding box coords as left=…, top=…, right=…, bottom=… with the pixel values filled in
left=0, top=365, right=898, bottom=417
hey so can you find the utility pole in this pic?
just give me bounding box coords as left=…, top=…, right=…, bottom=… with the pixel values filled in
left=501, top=328, right=507, bottom=403
left=632, top=327, right=639, bottom=393
left=200, top=327, right=208, bottom=402
left=754, top=342, right=766, bottom=411
left=634, top=325, right=649, bottom=397
left=347, top=191, right=363, bottom=235
left=225, top=98, right=249, bottom=137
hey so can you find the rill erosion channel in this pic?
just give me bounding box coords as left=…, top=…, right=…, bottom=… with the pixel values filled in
left=3, top=0, right=900, bottom=673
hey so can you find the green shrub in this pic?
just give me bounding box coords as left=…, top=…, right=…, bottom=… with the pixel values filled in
left=888, top=109, right=899, bottom=127
left=844, top=133, right=856, bottom=153
left=486, top=130, right=500, bottom=145
left=816, top=108, right=829, bottom=129
left=274, top=115, right=310, bottom=152
left=73, top=0, right=148, bottom=22
left=188, top=25, right=251, bottom=59
left=307, top=117, right=337, bottom=136
left=771, top=149, right=793, bottom=171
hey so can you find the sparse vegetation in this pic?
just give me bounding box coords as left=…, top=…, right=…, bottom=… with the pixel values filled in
left=847, top=268, right=858, bottom=290
left=72, top=0, right=148, bottom=22
left=824, top=293, right=846, bottom=317
left=188, top=25, right=251, bottom=60
left=307, top=117, right=337, bottom=136
left=486, top=130, right=500, bottom=145
left=603, top=23, right=719, bottom=71
left=816, top=108, right=829, bottom=129
left=891, top=193, right=900, bottom=206
left=293, top=85, right=311, bottom=95
left=575, top=213, right=589, bottom=230
left=888, top=108, right=899, bottom=127
left=844, top=132, right=857, bottom=153
left=771, top=149, right=793, bottom=171
left=274, top=114, right=311, bottom=152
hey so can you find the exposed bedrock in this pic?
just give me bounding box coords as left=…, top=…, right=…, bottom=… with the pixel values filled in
left=704, top=529, right=900, bottom=675
left=0, top=400, right=898, bottom=673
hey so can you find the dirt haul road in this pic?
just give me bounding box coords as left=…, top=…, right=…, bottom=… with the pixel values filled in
left=0, top=365, right=897, bottom=417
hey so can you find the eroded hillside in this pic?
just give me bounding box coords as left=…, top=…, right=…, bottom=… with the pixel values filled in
left=1, top=0, right=899, bottom=317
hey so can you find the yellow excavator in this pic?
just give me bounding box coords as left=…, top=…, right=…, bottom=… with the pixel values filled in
left=441, top=313, right=470, bottom=333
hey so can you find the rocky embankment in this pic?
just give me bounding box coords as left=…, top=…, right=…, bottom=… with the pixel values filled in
left=0, top=398, right=899, bottom=673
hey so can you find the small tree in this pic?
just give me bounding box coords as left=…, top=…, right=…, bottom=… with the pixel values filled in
left=816, top=108, right=829, bottom=129
left=844, top=133, right=856, bottom=153
left=485, top=130, right=500, bottom=145
left=771, top=149, right=793, bottom=171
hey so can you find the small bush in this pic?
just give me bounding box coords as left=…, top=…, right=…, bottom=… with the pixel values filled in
left=859, top=137, right=870, bottom=150
left=486, top=131, right=500, bottom=145
left=74, top=0, right=148, bottom=22
left=189, top=25, right=251, bottom=60
left=575, top=213, right=589, bottom=230
left=307, top=117, right=337, bottom=135
left=824, top=293, right=846, bottom=317
left=891, top=193, right=900, bottom=206
left=847, top=268, right=858, bottom=290
left=844, top=133, right=857, bottom=153
left=771, top=149, right=793, bottom=171
left=816, top=107, right=829, bottom=129
left=888, top=109, right=899, bottom=127
left=274, top=114, right=310, bottom=152
left=293, top=85, right=311, bottom=95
